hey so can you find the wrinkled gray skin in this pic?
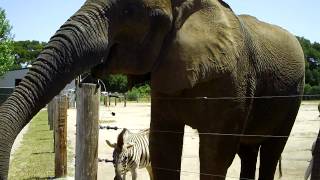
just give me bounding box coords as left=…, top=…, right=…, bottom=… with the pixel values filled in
left=0, top=0, right=304, bottom=179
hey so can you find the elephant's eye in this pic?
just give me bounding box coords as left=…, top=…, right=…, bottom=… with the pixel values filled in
left=122, top=4, right=139, bottom=16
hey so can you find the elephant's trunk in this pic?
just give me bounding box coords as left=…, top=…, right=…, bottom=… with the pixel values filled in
left=0, top=2, right=111, bottom=178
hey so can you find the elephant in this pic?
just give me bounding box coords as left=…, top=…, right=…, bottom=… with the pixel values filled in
left=0, top=0, right=305, bottom=180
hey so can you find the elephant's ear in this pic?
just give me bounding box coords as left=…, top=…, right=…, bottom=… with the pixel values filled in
left=152, top=0, right=242, bottom=94
left=173, top=0, right=233, bottom=30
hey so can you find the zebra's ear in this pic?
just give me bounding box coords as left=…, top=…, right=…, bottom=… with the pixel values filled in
left=106, top=140, right=117, bottom=148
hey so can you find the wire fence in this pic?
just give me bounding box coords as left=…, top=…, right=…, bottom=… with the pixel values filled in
left=97, top=159, right=304, bottom=180
left=98, top=122, right=317, bottom=178
left=151, top=94, right=320, bottom=100
left=98, top=152, right=311, bottom=163
left=95, top=97, right=320, bottom=180
left=99, top=125, right=319, bottom=139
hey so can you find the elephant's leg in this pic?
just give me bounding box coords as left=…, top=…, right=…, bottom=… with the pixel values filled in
left=255, top=98, right=301, bottom=180
left=199, top=133, right=238, bottom=180
left=238, top=144, right=259, bottom=179
left=258, top=138, right=287, bottom=180
left=149, top=120, right=184, bottom=180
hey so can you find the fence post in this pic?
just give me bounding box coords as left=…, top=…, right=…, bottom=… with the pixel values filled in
left=54, top=95, right=68, bottom=177
left=48, top=97, right=59, bottom=152
left=48, top=101, right=52, bottom=127
left=48, top=99, right=55, bottom=130
left=75, top=83, right=100, bottom=180
left=124, top=93, right=127, bottom=107
left=311, top=129, right=320, bottom=180
left=104, top=95, right=108, bottom=107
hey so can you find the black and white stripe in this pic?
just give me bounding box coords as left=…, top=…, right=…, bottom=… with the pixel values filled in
left=106, top=128, right=152, bottom=180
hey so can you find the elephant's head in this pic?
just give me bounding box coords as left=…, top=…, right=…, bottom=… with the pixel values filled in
left=0, top=0, right=237, bottom=178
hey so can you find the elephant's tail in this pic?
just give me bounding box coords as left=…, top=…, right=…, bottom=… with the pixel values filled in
left=278, top=156, right=283, bottom=178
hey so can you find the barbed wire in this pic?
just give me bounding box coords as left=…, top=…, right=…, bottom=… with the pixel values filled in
left=3, top=93, right=320, bottom=100
left=96, top=158, right=303, bottom=179
left=99, top=125, right=319, bottom=139
left=151, top=94, right=320, bottom=100
left=98, top=149, right=311, bottom=163
left=152, top=166, right=303, bottom=179
left=153, top=166, right=243, bottom=179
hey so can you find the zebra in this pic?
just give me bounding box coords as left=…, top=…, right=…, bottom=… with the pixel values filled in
left=106, top=128, right=153, bottom=180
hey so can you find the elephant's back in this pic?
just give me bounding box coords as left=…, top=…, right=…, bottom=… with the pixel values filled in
left=239, top=15, right=305, bottom=95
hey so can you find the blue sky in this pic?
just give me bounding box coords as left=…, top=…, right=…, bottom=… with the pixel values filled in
left=0, top=0, right=319, bottom=43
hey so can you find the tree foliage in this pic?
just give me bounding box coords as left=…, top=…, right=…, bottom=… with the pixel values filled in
left=101, top=74, right=128, bottom=93
left=100, top=74, right=151, bottom=100
left=11, top=40, right=47, bottom=70
left=297, top=36, right=320, bottom=97
left=127, top=84, right=151, bottom=101
left=0, top=8, right=14, bottom=76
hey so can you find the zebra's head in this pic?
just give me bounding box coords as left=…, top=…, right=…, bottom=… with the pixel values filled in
left=106, top=129, right=135, bottom=180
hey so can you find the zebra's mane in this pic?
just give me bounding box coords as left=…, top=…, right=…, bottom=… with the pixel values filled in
left=116, top=128, right=149, bottom=150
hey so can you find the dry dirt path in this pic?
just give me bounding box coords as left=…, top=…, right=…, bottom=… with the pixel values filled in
left=65, top=101, right=319, bottom=180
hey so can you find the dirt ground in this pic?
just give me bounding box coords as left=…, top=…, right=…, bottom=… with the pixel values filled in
left=65, top=101, right=319, bottom=180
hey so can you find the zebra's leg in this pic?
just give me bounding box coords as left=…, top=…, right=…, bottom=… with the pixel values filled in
left=130, top=169, right=138, bottom=180
left=149, top=119, right=184, bottom=180
left=123, top=172, right=126, bottom=180
left=146, top=165, right=154, bottom=180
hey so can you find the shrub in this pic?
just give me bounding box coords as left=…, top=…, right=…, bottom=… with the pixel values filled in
left=126, top=84, right=151, bottom=101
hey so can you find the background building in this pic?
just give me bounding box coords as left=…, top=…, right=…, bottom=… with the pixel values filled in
left=0, top=68, right=76, bottom=105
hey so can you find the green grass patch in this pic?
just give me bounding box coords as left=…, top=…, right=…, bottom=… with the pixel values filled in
left=9, top=110, right=55, bottom=179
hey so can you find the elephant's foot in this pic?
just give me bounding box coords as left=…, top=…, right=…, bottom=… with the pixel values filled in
left=199, top=133, right=238, bottom=180
left=238, top=144, right=259, bottom=179
left=258, top=138, right=287, bottom=180
left=149, top=120, right=184, bottom=180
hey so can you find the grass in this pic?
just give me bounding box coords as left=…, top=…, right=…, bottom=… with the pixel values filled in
left=8, top=110, right=55, bottom=179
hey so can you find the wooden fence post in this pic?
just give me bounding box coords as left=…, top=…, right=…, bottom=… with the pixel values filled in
left=54, top=95, right=68, bottom=177
left=75, top=83, right=100, bottom=180
left=48, top=99, right=55, bottom=130
left=311, top=129, right=320, bottom=180
left=104, top=95, right=108, bottom=107
left=48, top=101, right=52, bottom=127
left=48, top=97, right=59, bottom=152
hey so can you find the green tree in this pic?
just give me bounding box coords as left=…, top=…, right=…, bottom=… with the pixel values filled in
left=0, top=8, right=14, bottom=76
left=304, top=84, right=312, bottom=95
left=102, top=74, right=128, bottom=93
left=12, top=40, right=47, bottom=70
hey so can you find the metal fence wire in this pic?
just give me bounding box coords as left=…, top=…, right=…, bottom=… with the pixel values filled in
left=95, top=93, right=319, bottom=179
